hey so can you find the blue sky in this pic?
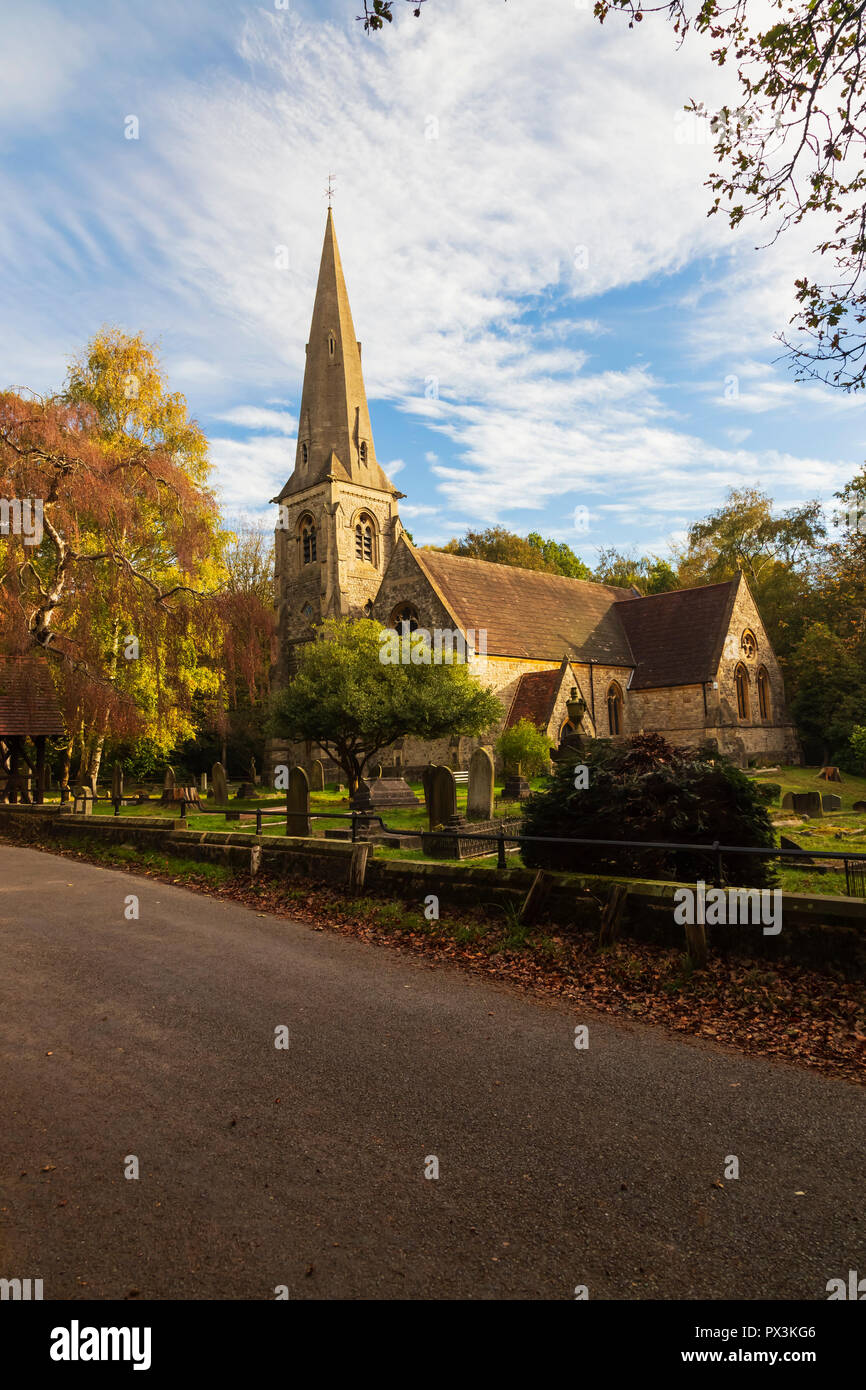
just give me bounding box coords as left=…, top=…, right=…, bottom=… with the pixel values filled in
left=2, top=0, right=863, bottom=564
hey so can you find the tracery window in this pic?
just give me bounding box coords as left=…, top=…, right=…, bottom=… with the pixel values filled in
left=741, top=629, right=757, bottom=658
left=390, top=602, right=419, bottom=633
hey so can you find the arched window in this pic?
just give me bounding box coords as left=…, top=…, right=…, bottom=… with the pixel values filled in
left=559, top=719, right=575, bottom=741
left=607, top=682, right=623, bottom=736
left=299, top=515, right=317, bottom=565
left=301, top=442, right=308, bottom=465
left=390, top=602, right=419, bottom=633
left=741, top=629, right=757, bottom=658
left=355, top=512, right=375, bottom=564
left=359, top=441, right=368, bottom=465
left=757, top=667, right=771, bottom=721
left=735, top=663, right=750, bottom=720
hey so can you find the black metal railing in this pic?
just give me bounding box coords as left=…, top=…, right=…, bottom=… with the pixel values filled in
left=109, top=800, right=866, bottom=897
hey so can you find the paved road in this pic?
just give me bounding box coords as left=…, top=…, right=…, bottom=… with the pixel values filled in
left=1, top=843, right=863, bottom=1300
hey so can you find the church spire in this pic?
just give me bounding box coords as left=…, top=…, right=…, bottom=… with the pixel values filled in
left=276, top=209, right=396, bottom=501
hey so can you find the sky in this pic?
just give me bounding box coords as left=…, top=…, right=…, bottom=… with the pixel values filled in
left=2, top=0, right=863, bottom=565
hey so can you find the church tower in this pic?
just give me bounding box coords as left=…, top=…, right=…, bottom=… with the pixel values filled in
left=271, top=209, right=403, bottom=686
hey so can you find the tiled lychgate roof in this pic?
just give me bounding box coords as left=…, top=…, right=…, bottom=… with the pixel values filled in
left=415, top=550, right=636, bottom=664
left=616, top=579, right=738, bottom=689
left=0, top=656, right=65, bottom=736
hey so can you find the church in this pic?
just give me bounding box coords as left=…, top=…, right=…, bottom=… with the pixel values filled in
left=269, top=211, right=801, bottom=776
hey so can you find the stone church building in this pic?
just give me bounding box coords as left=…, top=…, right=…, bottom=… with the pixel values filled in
left=270, top=211, right=800, bottom=776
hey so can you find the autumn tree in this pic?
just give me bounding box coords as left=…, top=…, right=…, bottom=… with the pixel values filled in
left=268, top=618, right=501, bottom=793
left=593, top=548, right=679, bottom=593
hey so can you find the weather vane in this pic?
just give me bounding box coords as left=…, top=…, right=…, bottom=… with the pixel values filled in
left=326, top=173, right=336, bottom=208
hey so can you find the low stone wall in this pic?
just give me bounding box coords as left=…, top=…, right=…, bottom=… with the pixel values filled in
left=2, top=805, right=866, bottom=973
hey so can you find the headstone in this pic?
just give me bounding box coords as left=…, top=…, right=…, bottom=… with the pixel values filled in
left=164, top=766, right=176, bottom=792
left=853, top=800, right=866, bottom=812
left=467, top=746, right=495, bottom=821
left=821, top=793, right=842, bottom=812
left=420, top=763, right=436, bottom=814
left=249, top=756, right=258, bottom=786
left=781, top=792, right=794, bottom=810
left=310, top=758, right=325, bottom=792
left=111, top=761, right=123, bottom=804
left=780, top=833, right=814, bottom=865
left=429, top=765, right=457, bottom=830
left=73, top=785, right=94, bottom=815
left=791, top=791, right=823, bottom=818
left=211, top=761, right=228, bottom=804
left=199, top=770, right=208, bottom=795
left=286, top=766, right=311, bottom=836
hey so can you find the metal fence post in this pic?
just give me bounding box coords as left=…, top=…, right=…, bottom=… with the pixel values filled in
left=497, top=831, right=506, bottom=870
left=256, top=808, right=262, bottom=836
left=180, top=801, right=187, bottom=822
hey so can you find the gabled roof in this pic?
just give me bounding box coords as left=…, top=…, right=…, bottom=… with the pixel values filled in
left=506, top=668, right=563, bottom=729
left=0, top=655, right=65, bottom=736
left=616, top=578, right=738, bottom=689
left=414, top=549, right=636, bottom=664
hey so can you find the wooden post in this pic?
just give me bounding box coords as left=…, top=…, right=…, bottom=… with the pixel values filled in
left=598, top=883, right=629, bottom=947
left=684, top=919, right=708, bottom=970
left=519, top=869, right=551, bottom=925
left=34, top=736, right=46, bottom=804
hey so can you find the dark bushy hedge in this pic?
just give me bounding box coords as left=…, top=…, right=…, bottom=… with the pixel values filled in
left=521, top=733, right=778, bottom=888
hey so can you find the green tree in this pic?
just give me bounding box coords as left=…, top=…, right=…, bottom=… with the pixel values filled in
left=496, top=717, right=554, bottom=777
left=268, top=618, right=501, bottom=792
left=439, top=526, right=590, bottom=577
left=593, top=548, right=679, bottom=593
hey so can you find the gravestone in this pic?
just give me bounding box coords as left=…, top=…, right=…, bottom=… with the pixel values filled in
left=781, top=792, right=794, bottom=810
left=429, top=765, right=457, bottom=830
left=503, top=763, right=531, bottom=801
left=199, top=770, right=208, bottom=795
left=211, top=761, right=228, bottom=804
left=286, top=766, right=311, bottom=836
left=73, top=785, right=94, bottom=815
left=853, top=800, right=866, bottom=812
left=164, top=766, right=176, bottom=793
left=467, top=746, right=495, bottom=821
left=111, top=761, right=123, bottom=805
left=420, top=763, right=436, bottom=814
left=791, top=791, right=823, bottom=818
left=249, top=756, right=258, bottom=786
left=821, top=793, right=842, bottom=812
left=310, top=759, right=325, bottom=792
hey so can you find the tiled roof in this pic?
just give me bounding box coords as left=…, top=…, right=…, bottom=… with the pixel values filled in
left=0, top=656, right=65, bottom=736
left=616, top=580, right=737, bottom=689
left=505, top=669, right=563, bottom=729
left=416, top=550, right=636, bottom=664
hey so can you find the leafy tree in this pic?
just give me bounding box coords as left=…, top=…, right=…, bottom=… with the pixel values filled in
left=787, top=621, right=866, bottom=763
left=496, top=717, right=554, bottom=776
left=268, top=618, right=501, bottom=792
left=846, top=725, right=866, bottom=775
left=439, top=526, right=590, bottom=577
left=593, top=548, right=679, bottom=593
left=522, top=732, right=778, bottom=886
left=676, top=486, right=824, bottom=662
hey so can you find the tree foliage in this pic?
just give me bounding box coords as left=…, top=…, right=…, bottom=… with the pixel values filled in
left=522, top=732, right=778, bottom=886
left=268, top=618, right=501, bottom=790
left=439, top=525, right=591, bottom=578
left=496, top=717, right=554, bottom=776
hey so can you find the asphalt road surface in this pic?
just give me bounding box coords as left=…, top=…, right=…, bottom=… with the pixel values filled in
left=1, top=843, right=863, bottom=1300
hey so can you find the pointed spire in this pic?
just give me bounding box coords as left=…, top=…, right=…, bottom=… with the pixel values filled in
left=277, top=209, right=396, bottom=500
